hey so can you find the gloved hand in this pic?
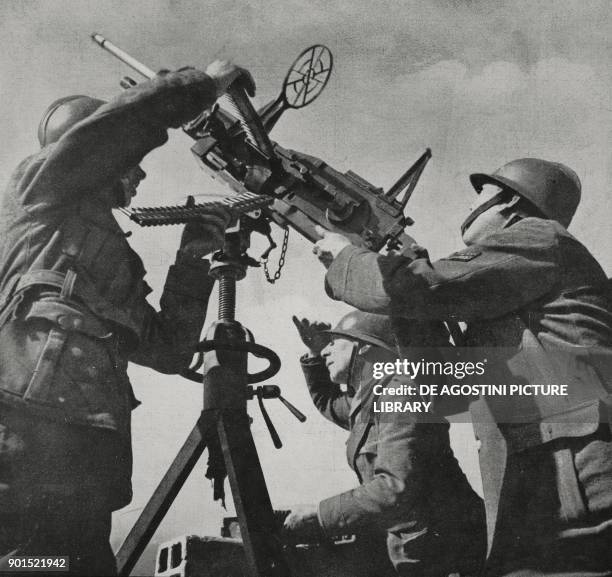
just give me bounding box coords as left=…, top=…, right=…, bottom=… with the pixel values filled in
left=312, top=225, right=352, bottom=268
left=178, top=206, right=232, bottom=260
left=292, top=316, right=331, bottom=358
left=283, top=503, right=323, bottom=543
left=205, top=60, right=256, bottom=98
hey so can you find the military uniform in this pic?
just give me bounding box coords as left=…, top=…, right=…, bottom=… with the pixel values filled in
left=302, top=357, right=486, bottom=577
left=323, top=217, right=612, bottom=576
left=0, top=70, right=220, bottom=574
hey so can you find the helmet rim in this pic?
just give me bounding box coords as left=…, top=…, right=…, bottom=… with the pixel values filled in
left=469, top=158, right=581, bottom=228
left=38, top=95, right=106, bottom=147
left=324, top=311, right=397, bottom=353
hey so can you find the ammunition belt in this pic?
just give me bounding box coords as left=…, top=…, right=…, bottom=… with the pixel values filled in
left=124, top=191, right=273, bottom=227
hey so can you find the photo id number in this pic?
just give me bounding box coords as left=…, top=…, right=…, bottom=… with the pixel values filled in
left=4, top=556, right=69, bottom=572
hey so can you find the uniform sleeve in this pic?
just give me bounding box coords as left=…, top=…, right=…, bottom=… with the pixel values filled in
left=20, top=69, right=217, bottom=210
left=318, top=389, right=450, bottom=534
left=129, top=253, right=215, bottom=374
left=325, top=219, right=561, bottom=322
left=301, top=356, right=352, bottom=430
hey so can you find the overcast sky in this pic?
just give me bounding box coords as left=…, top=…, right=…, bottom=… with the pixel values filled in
left=1, top=0, right=611, bottom=572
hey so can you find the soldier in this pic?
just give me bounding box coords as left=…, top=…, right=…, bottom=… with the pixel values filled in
left=311, top=158, right=612, bottom=576
left=0, top=62, right=255, bottom=574
left=285, top=312, right=486, bottom=577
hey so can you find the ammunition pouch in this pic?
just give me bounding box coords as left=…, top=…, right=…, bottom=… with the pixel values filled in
left=0, top=270, right=76, bottom=331
left=24, top=298, right=112, bottom=339
left=0, top=273, right=135, bottom=431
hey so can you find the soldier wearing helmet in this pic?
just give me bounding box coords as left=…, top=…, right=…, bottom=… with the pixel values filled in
left=285, top=311, right=486, bottom=577
left=0, top=61, right=255, bottom=574
left=38, top=95, right=107, bottom=147
left=312, top=158, right=612, bottom=575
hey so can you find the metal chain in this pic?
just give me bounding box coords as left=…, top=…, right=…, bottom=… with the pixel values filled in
left=263, top=228, right=290, bottom=284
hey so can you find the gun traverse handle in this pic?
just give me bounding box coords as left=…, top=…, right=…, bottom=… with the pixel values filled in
left=224, top=84, right=276, bottom=158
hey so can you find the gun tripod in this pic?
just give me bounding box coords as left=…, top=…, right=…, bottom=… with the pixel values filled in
left=115, top=232, right=303, bottom=577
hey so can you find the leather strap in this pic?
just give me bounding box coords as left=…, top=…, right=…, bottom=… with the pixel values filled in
left=22, top=326, right=68, bottom=402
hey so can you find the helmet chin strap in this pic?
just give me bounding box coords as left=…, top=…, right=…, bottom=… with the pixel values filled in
left=106, top=177, right=133, bottom=208
left=346, top=342, right=376, bottom=390
left=460, top=191, right=507, bottom=236
left=346, top=342, right=362, bottom=390
left=118, top=176, right=134, bottom=207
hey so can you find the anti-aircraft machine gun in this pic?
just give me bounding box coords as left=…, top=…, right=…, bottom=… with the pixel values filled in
left=92, top=35, right=431, bottom=271
left=92, top=34, right=435, bottom=577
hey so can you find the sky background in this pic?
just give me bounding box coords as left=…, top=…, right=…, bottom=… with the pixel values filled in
left=1, top=1, right=611, bottom=574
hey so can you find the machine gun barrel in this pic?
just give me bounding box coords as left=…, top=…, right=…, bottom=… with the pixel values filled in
left=92, top=33, right=276, bottom=159
left=92, top=33, right=156, bottom=79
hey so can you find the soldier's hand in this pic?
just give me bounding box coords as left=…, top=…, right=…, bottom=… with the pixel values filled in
left=292, top=316, right=331, bottom=357
left=283, top=504, right=323, bottom=543
left=205, top=60, right=256, bottom=98
left=388, top=242, right=431, bottom=261
left=410, top=243, right=431, bottom=262
left=179, top=206, right=232, bottom=259
left=312, top=226, right=352, bottom=268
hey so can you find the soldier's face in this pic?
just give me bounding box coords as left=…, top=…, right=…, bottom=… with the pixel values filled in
left=321, top=337, right=357, bottom=384
left=117, top=166, right=147, bottom=207
left=462, top=184, right=508, bottom=245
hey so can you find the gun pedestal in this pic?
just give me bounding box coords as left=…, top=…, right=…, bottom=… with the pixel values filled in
left=115, top=233, right=296, bottom=577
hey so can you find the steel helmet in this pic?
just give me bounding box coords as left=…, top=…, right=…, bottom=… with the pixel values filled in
left=470, top=158, right=581, bottom=228
left=326, top=311, right=396, bottom=353
left=38, top=95, right=106, bottom=147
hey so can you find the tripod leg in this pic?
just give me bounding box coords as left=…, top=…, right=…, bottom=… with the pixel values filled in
left=218, top=410, right=292, bottom=577
left=115, top=417, right=215, bottom=576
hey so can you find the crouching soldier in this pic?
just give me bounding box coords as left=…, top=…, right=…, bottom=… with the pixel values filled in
left=284, top=312, right=486, bottom=577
